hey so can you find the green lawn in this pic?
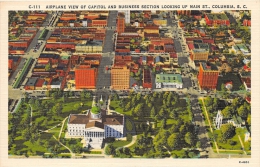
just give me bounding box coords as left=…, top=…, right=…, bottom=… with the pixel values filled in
left=23, top=141, right=47, bottom=155
left=111, top=140, right=132, bottom=148
left=157, top=119, right=177, bottom=128
left=198, top=99, right=209, bottom=126
left=110, top=101, right=132, bottom=116
left=213, top=129, right=243, bottom=151
left=9, top=97, right=92, bottom=156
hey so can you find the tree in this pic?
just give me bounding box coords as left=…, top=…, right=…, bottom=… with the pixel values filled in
left=45, top=63, right=51, bottom=71
left=185, top=132, right=196, bottom=146
left=45, top=90, right=50, bottom=97
left=150, top=107, right=156, bottom=117
left=204, top=96, right=213, bottom=107
left=159, top=108, right=166, bottom=118
left=167, top=133, right=179, bottom=150
left=220, top=124, right=236, bottom=140
left=238, top=105, right=248, bottom=118
left=61, top=95, right=66, bottom=103
left=22, top=128, right=31, bottom=140
left=247, top=114, right=251, bottom=125
left=221, top=83, right=226, bottom=92
left=112, top=93, right=119, bottom=101
left=35, top=99, right=41, bottom=107
left=161, top=118, right=166, bottom=129
left=188, top=152, right=197, bottom=158
left=105, top=144, right=115, bottom=155
left=28, top=98, right=35, bottom=105
left=196, top=141, right=202, bottom=148
left=85, top=92, right=92, bottom=99
left=124, top=102, right=131, bottom=112
left=80, top=91, right=85, bottom=101
left=133, top=103, right=143, bottom=117
left=69, top=91, right=73, bottom=97
left=72, top=145, right=82, bottom=154
left=169, top=110, right=178, bottom=119
left=221, top=106, right=232, bottom=118
left=51, top=92, right=58, bottom=100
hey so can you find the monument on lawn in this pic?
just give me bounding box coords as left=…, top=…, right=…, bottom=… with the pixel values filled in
left=215, top=110, right=223, bottom=129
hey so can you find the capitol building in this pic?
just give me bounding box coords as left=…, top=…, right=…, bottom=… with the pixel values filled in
left=67, top=105, right=125, bottom=149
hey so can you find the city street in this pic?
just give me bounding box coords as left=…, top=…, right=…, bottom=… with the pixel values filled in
left=96, top=55, right=114, bottom=89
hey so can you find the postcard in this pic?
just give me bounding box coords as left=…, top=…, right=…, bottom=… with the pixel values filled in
left=0, top=0, right=259, bottom=167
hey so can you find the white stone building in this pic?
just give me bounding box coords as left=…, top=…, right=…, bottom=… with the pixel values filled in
left=67, top=108, right=124, bottom=149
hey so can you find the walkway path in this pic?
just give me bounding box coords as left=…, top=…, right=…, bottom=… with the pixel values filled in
left=238, top=135, right=247, bottom=155
left=39, top=123, right=61, bottom=133
left=58, top=117, right=68, bottom=140
left=124, top=135, right=137, bottom=148
left=200, top=98, right=220, bottom=154
left=53, top=135, right=75, bottom=158
left=29, top=104, right=32, bottom=126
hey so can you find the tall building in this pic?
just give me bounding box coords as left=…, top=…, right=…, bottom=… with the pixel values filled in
left=118, top=10, right=130, bottom=23
left=75, top=65, right=97, bottom=89
left=111, top=66, right=130, bottom=90
left=191, top=49, right=209, bottom=61
left=198, top=62, right=219, bottom=90
left=117, top=13, right=125, bottom=34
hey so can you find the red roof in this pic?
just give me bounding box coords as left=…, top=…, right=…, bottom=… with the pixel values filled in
left=245, top=97, right=251, bottom=103
left=225, top=81, right=233, bottom=86
left=188, top=43, right=194, bottom=50
left=243, top=65, right=251, bottom=71
left=203, top=39, right=214, bottom=44
left=170, top=53, right=178, bottom=58
left=35, top=79, right=45, bottom=87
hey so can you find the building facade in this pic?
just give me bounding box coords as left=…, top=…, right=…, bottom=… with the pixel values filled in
left=198, top=62, right=219, bottom=90
left=155, top=73, right=183, bottom=89
left=205, top=13, right=230, bottom=26
left=191, top=49, right=209, bottom=61
left=117, top=13, right=125, bottom=34
left=67, top=107, right=124, bottom=149
left=111, top=66, right=130, bottom=90
left=75, top=65, right=97, bottom=89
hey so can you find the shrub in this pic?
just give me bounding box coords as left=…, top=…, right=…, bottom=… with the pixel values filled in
left=125, top=119, right=133, bottom=131
left=126, top=133, right=132, bottom=141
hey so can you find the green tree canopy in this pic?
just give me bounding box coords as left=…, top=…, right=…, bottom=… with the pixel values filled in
left=221, top=106, right=232, bottom=118
left=105, top=144, right=115, bottom=155
left=167, top=133, right=179, bottom=150
left=237, top=105, right=248, bottom=118
left=220, top=124, right=236, bottom=140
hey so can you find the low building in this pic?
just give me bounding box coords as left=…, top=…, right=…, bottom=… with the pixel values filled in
left=24, top=77, right=38, bottom=90
left=205, top=13, right=230, bottom=26
left=143, top=69, right=152, bottom=89
left=155, top=73, right=183, bottom=89
left=67, top=106, right=124, bottom=149
left=239, top=72, right=251, bottom=91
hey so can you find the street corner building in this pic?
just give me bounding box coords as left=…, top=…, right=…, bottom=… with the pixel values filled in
left=198, top=62, right=219, bottom=90
left=155, top=73, right=183, bottom=89
left=67, top=107, right=124, bottom=149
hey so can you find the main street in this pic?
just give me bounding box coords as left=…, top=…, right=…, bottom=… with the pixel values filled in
left=96, top=10, right=118, bottom=89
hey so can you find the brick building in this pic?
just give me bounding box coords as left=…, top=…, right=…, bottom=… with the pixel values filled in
left=143, top=69, right=152, bottom=88
left=117, top=13, right=125, bottom=34
left=75, top=65, right=97, bottom=89
left=205, top=13, right=230, bottom=26
left=198, top=62, right=219, bottom=90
